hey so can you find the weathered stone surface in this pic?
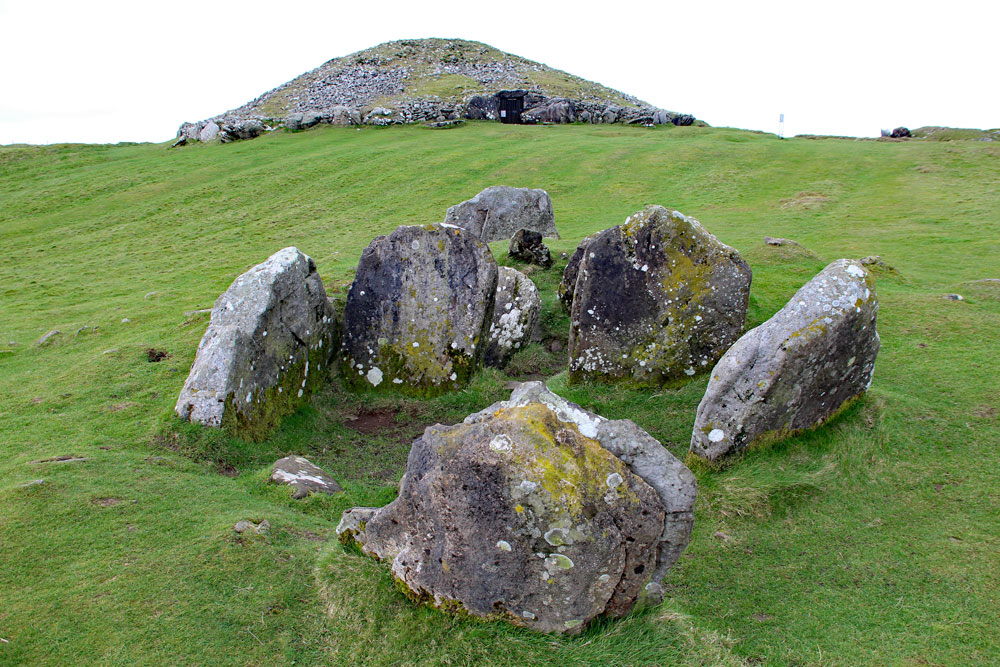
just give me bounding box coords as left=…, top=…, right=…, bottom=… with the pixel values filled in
left=568, top=206, right=752, bottom=387
left=558, top=233, right=597, bottom=313
left=284, top=113, right=304, bottom=131
left=220, top=119, right=263, bottom=142
left=522, top=98, right=575, bottom=124
left=178, top=121, right=203, bottom=141
left=690, top=259, right=879, bottom=463
left=270, top=455, right=342, bottom=499
left=764, top=236, right=800, bottom=247
left=364, top=107, right=395, bottom=125
left=444, top=186, right=558, bottom=243
left=34, top=329, right=62, bottom=347
left=340, top=224, right=498, bottom=394
left=891, top=126, right=912, bottom=138
left=508, top=228, right=553, bottom=268
left=337, top=382, right=695, bottom=634
left=199, top=121, right=220, bottom=142
left=485, top=267, right=542, bottom=368
left=672, top=114, right=695, bottom=126
left=175, top=247, right=337, bottom=439
left=329, top=106, right=355, bottom=126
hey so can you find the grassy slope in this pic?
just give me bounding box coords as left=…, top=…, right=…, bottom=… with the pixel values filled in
left=1, top=124, right=998, bottom=665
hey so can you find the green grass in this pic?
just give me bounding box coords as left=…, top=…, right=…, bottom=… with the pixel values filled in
left=1, top=122, right=999, bottom=665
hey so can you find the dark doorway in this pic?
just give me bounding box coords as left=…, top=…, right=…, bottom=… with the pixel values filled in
left=497, top=90, right=526, bottom=124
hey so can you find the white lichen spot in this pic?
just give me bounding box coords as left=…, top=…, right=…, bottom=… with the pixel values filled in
left=366, top=367, right=384, bottom=386
left=846, top=264, right=865, bottom=279
left=297, top=389, right=304, bottom=397
left=411, top=240, right=420, bottom=250
left=359, top=290, right=365, bottom=296
left=606, top=472, right=623, bottom=488
left=245, top=392, right=252, bottom=403
left=598, top=574, right=611, bottom=583
left=489, top=434, right=513, bottom=453
left=708, top=428, right=725, bottom=442
left=392, top=378, right=403, bottom=384
left=522, top=610, right=536, bottom=620
left=641, top=264, right=649, bottom=272
left=496, top=540, right=512, bottom=552
left=519, top=480, right=538, bottom=493
left=544, top=529, right=566, bottom=546
left=412, top=341, right=419, bottom=348
left=450, top=372, right=457, bottom=381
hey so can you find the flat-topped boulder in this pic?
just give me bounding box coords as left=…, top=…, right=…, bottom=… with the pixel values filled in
left=484, top=267, right=542, bottom=368
left=444, top=186, right=558, bottom=243
left=338, top=382, right=695, bottom=635
left=175, top=247, right=337, bottom=439
left=568, top=206, right=752, bottom=387
left=340, top=224, right=498, bottom=394
left=690, top=259, right=880, bottom=464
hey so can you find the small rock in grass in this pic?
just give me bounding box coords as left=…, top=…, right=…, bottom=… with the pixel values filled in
left=943, top=293, right=964, bottom=301
left=270, top=455, right=342, bottom=499
left=764, top=236, right=800, bottom=247
left=34, top=330, right=62, bottom=347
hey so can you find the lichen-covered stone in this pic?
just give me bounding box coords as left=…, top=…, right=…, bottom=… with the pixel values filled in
left=337, top=382, right=696, bottom=634
left=485, top=267, right=542, bottom=368
left=444, top=186, right=558, bottom=243
left=270, top=455, right=342, bottom=499
left=508, top=228, right=553, bottom=268
left=568, top=206, right=751, bottom=387
left=174, top=247, right=337, bottom=439
left=690, top=259, right=880, bottom=464
left=340, top=224, right=498, bottom=394
left=558, top=233, right=597, bottom=313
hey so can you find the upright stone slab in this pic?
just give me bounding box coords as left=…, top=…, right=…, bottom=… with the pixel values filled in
left=340, top=224, right=498, bottom=394
left=338, top=382, right=696, bottom=635
left=484, top=267, right=542, bottom=368
left=175, top=247, right=337, bottom=439
left=558, top=233, right=598, bottom=313
left=690, top=259, right=880, bottom=464
left=568, top=206, right=752, bottom=387
left=444, top=186, right=558, bottom=243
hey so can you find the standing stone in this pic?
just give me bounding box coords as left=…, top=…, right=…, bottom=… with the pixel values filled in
left=508, top=228, right=553, bottom=268
left=558, top=233, right=598, bottom=313
left=270, top=455, right=342, bottom=499
left=690, top=259, right=879, bottom=464
left=485, top=267, right=542, bottom=368
left=175, top=247, right=337, bottom=439
left=340, top=224, right=498, bottom=394
left=568, top=206, right=752, bottom=387
left=338, top=382, right=695, bottom=635
left=444, top=186, right=559, bottom=243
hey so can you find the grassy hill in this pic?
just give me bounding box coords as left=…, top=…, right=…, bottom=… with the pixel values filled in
left=1, top=122, right=998, bottom=665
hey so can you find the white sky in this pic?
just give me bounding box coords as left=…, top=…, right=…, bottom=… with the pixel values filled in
left=1, top=0, right=996, bottom=145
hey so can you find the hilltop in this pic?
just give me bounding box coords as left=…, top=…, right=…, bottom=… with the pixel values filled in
left=177, top=38, right=698, bottom=141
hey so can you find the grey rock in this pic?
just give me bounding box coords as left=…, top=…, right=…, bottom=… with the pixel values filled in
left=485, top=267, right=542, bottom=368
left=199, top=121, right=220, bottom=142
left=508, top=228, right=553, bottom=268
left=270, top=455, right=342, bottom=499
left=522, top=98, right=575, bottom=124
left=690, top=259, right=879, bottom=463
left=177, top=121, right=203, bottom=141
left=329, top=107, right=354, bottom=126
left=175, top=247, right=338, bottom=438
left=652, top=110, right=670, bottom=125
left=34, top=330, right=62, bottom=347
left=338, top=382, right=695, bottom=634
left=764, top=236, right=800, bottom=247
left=891, top=126, right=911, bottom=138
left=340, top=224, right=498, bottom=394
left=568, top=206, right=752, bottom=387
left=859, top=255, right=897, bottom=274
left=444, top=186, right=558, bottom=243
left=284, top=113, right=304, bottom=131
left=943, top=293, right=964, bottom=301
left=220, top=119, right=263, bottom=142
left=602, top=109, right=618, bottom=124
left=255, top=519, right=270, bottom=535
left=364, top=107, right=395, bottom=125
left=170, top=137, right=187, bottom=148
left=233, top=520, right=252, bottom=533
left=672, top=114, right=695, bottom=126
left=302, top=110, right=324, bottom=127
left=558, top=234, right=598, bottom=313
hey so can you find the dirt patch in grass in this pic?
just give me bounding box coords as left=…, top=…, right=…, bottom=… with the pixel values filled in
left=92, top=497, right=123, bottom=507
left=147, top=348, right=170, bottom=362
left=972, top=405, right=997, bottom=420
left=780, top=191, right=831, bottom=210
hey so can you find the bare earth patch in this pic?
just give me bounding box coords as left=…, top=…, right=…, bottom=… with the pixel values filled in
left=92, top=497, right=123, bottom=507
left=780, top=191, right=831, bottom=210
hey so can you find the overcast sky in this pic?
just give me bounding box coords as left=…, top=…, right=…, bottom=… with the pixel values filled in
left=1, top=0, right=996, bottom=145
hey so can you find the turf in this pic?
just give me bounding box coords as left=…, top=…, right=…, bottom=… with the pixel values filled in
left=1, top=122, right=998, bottom=665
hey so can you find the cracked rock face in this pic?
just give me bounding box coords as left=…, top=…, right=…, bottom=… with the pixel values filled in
left=508, top=228, right=553, bottom=268
left=568, top=206, right=752, bottom=387
left=444, top=186, right=558, bottom=243
left=485, top=267, right=541, bottom=368
left=174, top=247, right=337, bottom=438
left=340, top=224, right=497, bottom=394
left=690, top=259, right=880, bottom=463
left=270, top=455, right=342, bottom=499
left=338, top=382, right=696, bottom=634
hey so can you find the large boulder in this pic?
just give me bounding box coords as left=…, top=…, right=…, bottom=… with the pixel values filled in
left=522, top=98, right=576, bottom=124
left=220, top=119, right=265, bottom=142
left=690, top=259, right=879, bottom=464
left=330, top=106, right=356, bottom=126
left=508, top=228, right=553, bottom=268
left=337, top=382, right=696, bottom=635
left=557, top=233, right=598, bottom=313
left=178, top=121, right=203, bottom=141
left=485, top=267, right=542, bottom=368
left=175, top=247, right=337, bottom=439
left=444, top=186, right=559, bottom=243
left=568, top=206, right=752, bottom=387
left=340, top=224, right=498, bottom=394
left=199, top=121, right=220, bottom=142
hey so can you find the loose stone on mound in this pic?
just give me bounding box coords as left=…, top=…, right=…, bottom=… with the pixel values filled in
left=340, top=224, right=498, bottom=394
left=444, top=186, right=558, bottom=243
left=485, top=267, right=542, bottom=368
left=508, top=228, right=553, bottom=268
left=690, top=259, right=880, bottom=464
left=337, top=382, right=696, bottom=634
left=174, top=247, right=337, bottom=439
left=568, top=206, right=752, bottom=387
left=270, top=455, right=342, bottom=499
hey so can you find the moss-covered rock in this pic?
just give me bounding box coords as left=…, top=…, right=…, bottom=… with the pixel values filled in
left=690, top=259, right=880, bottom=463
left=567, top=206, right=751, bottom=387
left=340, top=224, right=497, bottom=396
left=175, top=247, right=338, bottom=440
